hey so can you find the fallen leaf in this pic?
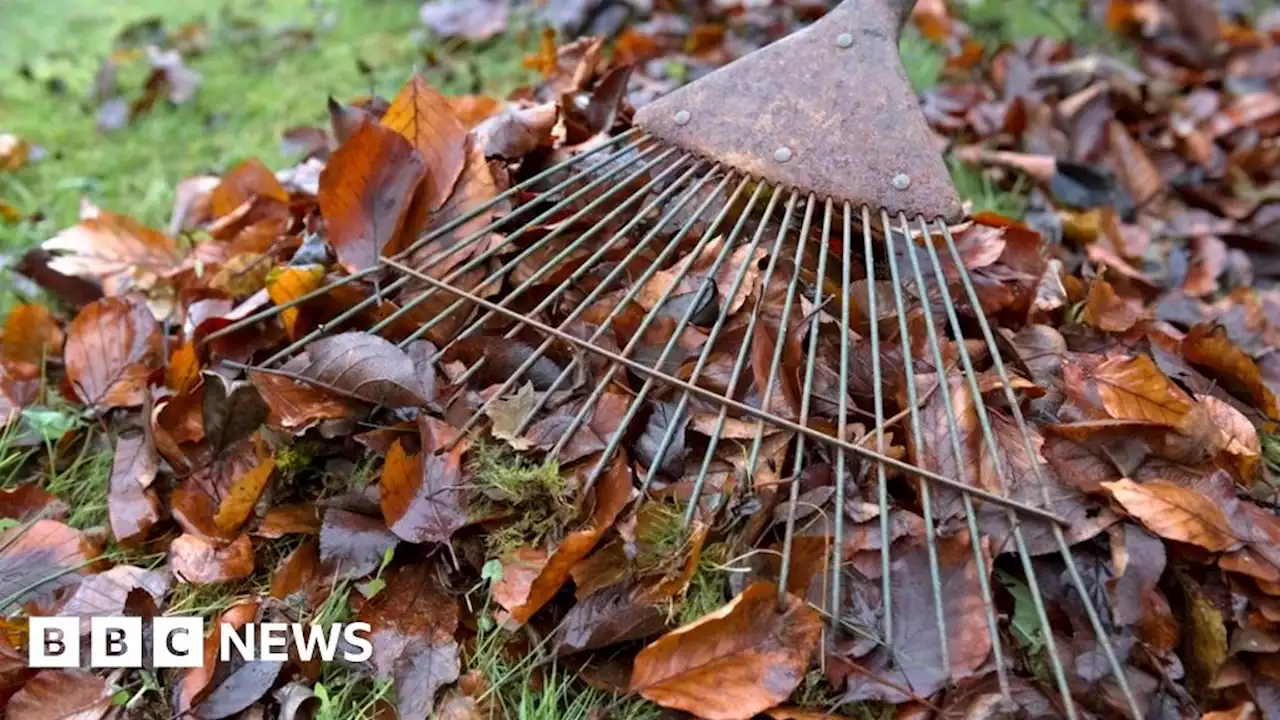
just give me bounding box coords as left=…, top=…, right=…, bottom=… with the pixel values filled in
left=1094, top=354, right=1193, bottom=426
left=379, top=437, right=468, bottom=543
left=170, top=533, right=255, bottom=585
left=381, top=74, right=467, bottom=212
left=1102, top=479, right=1240, bottom=552
left=269, top=540, right=320, bottom=600
left=1, top=304, right=64, bottom=376
left=107, top=432, right=162, bottom=544
left=0, top=519, right=96, bottom=607
left=1082, top=278, right=1143, bottom=332
left=212, top=455, right=275, bottom=535
left=317, top=122, right=427, bottom=273
left=7, top=670, right=110, bottom=720
left=319, top=508, right=399, bottom=581
left=404, top=139, right=506, bottom=282
left=57, top=565, right=171, bottom=632
left=0, top=484, right=68, bottom=521
left=635, top=400, right=688, bottom=476
left=195, top=658, right=285, bottom=719
left=474, top=103, right=557, bottom=159
left=1183, top=323, right=1280, bottom=421
left=210, top=158, right=289, bottom=219
left=485, top=382, right=537, bottom=450
left=265, top=264, right=327, bottom=340
left=630, top=582, right=822, bottom=720
left=288, top=332, right=427, bottom=407
left=63, top=294, right=160, bottom=409
left=250, top=369, right=361, bottom=433
left=42, top=211, right=180, bottom=295
left=420, top=0, right=509, bottom=41
left=256, top=504, right=323, bottom=538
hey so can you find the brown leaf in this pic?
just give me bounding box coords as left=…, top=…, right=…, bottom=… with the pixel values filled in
left=210, top=158, right=289, bottom=219
left=64, top=294, right=160, bottom=409
left=1199, top=395, right=1260, bottom=482
left=288, top=332, right=426, bottom=407
left=1183, top=236, right=1227, bottom=297
left=1107, top=523, right=1166, bottom=628
left=173, top=601, right=258, bottom=716
left=166, top=341, right=201, bottom=395
left=170, top=533, right=255, bottom=585
left=404, top=139, right=506, bottom=282
left=319, top=508, right=399, bottom=581
left=380, top=74, right=467, bottom=213
left=1082, top=278, right=1143, bottom=332
left=42, top=210, right=180, bottom=295
left=1094, top=354, right=1194, bottom=426
left=57, top=565, right=171, bottom=632
left=212, top=455, right=275, bottom=535
left=1, top=304, right=64, bottom=376
left=1107, top=121, right=1162, bottom=204
left=0, top=519, right=96, bottom=607
left=317, top=122, right=427, bottom=273
left=7, top=670, right=110, bottom=720
left=256, top=504, right=323, bottom=538
left=1200, top=703, right=1257, bottom=720
left=379, top=436, right=468, bottom=543
left=107, top=432, right=162, bottom=544
left=447, top=95, right=503, bottom=128
left=250, top=369, right=361, bottom=433
left=494, top=454, right=635, bottom=625
left=195, top=658, right=285, bottom=720
left=1102, top=479, right=1240, bottom=552
left=269, top=539, right=320, bottom=600
left=0, top=484, right=68, bottom=522
left=629, top=582, right=822, bottom=720
left=1183, top=323, right=1280, bottom=421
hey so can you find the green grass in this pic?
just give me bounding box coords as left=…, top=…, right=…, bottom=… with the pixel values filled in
left=0, top=0, right=536, bottom=260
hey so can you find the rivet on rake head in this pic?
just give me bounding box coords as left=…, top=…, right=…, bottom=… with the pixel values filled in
left=674, top=109, right=691, bottom=126
left=836, top=32, right=854, bottom=48
left=892, top=173, right=911, bottom=190
left=774, top=146, right=793, bottom=163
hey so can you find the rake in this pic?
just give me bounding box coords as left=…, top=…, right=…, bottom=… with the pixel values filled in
left=207, top=0, right=1142, bottom=716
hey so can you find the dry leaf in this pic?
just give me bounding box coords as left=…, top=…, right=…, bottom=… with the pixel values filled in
left=1102, top=479, right=1240, bottom=552
left=63, top=294, right=160, bottom=409
left=42, top=210, right=180, bottom=295
left=170, top=533, right=255, bottom=585
left=1094, top=354, right=1193, bottom=426
left=381, top=74, right=468, bottom=212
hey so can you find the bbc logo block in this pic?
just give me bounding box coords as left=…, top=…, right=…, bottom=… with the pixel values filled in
left=29, top=616, right=203, bottom=669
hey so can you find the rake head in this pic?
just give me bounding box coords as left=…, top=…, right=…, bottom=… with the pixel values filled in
left=209, top=4, right=1144, bottom=718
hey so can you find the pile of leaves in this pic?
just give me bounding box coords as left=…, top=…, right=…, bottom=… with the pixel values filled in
left=1, top=0, right=1279, bottom=718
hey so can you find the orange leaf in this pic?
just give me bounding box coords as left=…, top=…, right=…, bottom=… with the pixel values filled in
left=381, top=74, right=468, bottom=213
left=1081, top=278, right=1142, bottom=332
left=170, top=533, right=255, bottom=584
left=447, top=95, right=503, bottom=128
left=629, top=582, right=822, bottom=720
left=911, top=0, right=953, bottom=41
left=63, top=294, right=161, bottom=409
left=402, top=139, right=506, bottom=281
left=317, top=123, right=427, bottom=273
left=42, top=210, right=180, bottom=294
left=210, top=158, right=289, bottom=219
left=265, top=264, right=326, bottom=339
left=1094, top=354, right=1193, bottom=426
left=212, top=455, right=276, bottom=535
left=167, top=340, right=201, bottom=394
left=379, top=437, right=468, bottom=543
left=1182, top=323, right=1280, bottom=421
left=1102, top=479, right=1240, bottom=552
left=1198, top=395, right=1261, bottom=482
left=0, top=304, right=63, bottom=377
left=249, top=370, right=361, bottom=433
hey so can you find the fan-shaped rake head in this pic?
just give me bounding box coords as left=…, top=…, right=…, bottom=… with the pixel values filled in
left=204, top=4, right=1145, bottom=716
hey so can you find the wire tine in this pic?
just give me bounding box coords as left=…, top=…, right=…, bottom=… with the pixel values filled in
left=777, top=197, right=830, bottom=609
left=259, top=141, right=672, bottom=367
left=929, top=220, right=1142, bottom=719
left=900, top=216, right=1010, bottom=701
left=860, top=203, right=893, bottom=657
left=882, top=209, right=950, bottom=682
left=523, top=172, right=751, bottom=463
left=637, top=184, right=785, bottom=503
left=446, top=159, right=714, bottom=442
left=394, top=149, right=696, bottom=356
left=204, top=131, right=651, bottom=345
left=678, top=189, right=801, bottom=524
left=375, top=255, right=1071, bottom=523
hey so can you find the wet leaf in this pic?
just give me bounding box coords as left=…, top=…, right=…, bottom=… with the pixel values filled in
left=1082, top=277, right=1142, bottom=332
left=381, top=74, right=467, bottom=213
left=58, top=565, right=171, bottom=631
left=64, top=294, right=160, bottom=409
left=250, top=369, right=361, bottom=432
left=630, top=582, right=822, bottom=720
left=317, top=122, right=427, bottom=273
left=635, top=400, right=688, bottom=476
left=485, top=382, right=536, bottom=450
left=1102, top=479, right=1240, bottom=552
left=319, top=508, right=399, bottom=581
left=170, top=533, right=255, bottom=585
left=7, top=670, right=110, bottom=720
left=0, top=519, right=96, bottom=607
left=474, top=103, right=557, bottom=159
left=379, top=437, right=468, bottom=543
left=195, top=658, right=285, bottom=719
left=107, top=432, right=162, bottom=544
left=212, top=455, right=275, bottom=535
left=1183, top=323, right=1280, bottom=421
left=265, top=264, right=327, bottom=340
left=290, top=332, right=427, bottom=407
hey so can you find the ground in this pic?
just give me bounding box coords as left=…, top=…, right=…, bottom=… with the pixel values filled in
left=0, top=0, right=1131, bottom=717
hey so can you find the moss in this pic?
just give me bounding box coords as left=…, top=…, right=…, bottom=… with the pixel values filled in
left=274, top=437, right=324, bottom=476
left=469, top=439, right=573, bottom=556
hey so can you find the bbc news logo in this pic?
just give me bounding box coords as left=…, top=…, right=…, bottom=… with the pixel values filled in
left=28, top=617, right=373, bottom=668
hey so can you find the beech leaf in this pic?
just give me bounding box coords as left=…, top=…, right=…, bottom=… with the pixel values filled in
left=290, top=331, right=427, bottom=407
left=63, top=294, right=161, bottom=409
left=1102, top=478, right=1240, bottom=552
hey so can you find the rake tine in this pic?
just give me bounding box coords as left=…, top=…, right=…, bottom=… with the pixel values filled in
left=928, top=220, right=1142, bottom=719
left=376, top=255, right=1070, bottom=523
left=881, top=209, right=950, bottom=682
left=396, top=150, right=697, bottom=363
left=446, top=160, right=717, bottom=444
left=637, top=186, right=788, bottom=504
left=898, top=215, right=1010, bottom=701
left=776, top=197, right=830, bottom=610
left=204, top=130, right=648, bottom=346
left=516, top=172, right=751, bottom=454
left=859, top=204, right=893, bottom=659
left=259, top=141, right=672, bottom=367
